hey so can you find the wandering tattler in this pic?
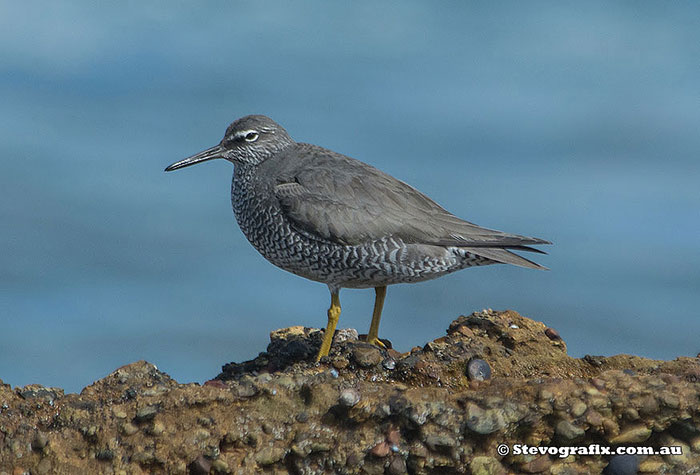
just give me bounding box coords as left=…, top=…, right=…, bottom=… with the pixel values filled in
left=165, top=115, right=549, bottom=361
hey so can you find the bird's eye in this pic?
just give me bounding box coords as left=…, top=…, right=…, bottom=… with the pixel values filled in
left=244, top=132, right=259, bottom=142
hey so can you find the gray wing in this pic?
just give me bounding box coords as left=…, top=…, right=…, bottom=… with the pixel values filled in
left=270, top=144, right=550, bottom=268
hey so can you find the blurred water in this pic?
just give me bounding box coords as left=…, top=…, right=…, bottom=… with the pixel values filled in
left=1, top=2, right=699, bottom=393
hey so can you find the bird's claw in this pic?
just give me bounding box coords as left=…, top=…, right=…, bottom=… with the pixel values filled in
left=365, top=336, right=386, bottom=349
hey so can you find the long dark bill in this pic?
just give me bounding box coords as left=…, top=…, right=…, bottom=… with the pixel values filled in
left=164, top=145, right=224, bottom=172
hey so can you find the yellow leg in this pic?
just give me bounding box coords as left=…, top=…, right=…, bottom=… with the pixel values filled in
left=366, top=286, right=387, bottom=347
left=316, top=291, right=341, bottom=361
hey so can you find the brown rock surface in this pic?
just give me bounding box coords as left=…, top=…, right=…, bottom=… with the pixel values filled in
left=1, top=309, right=699, bottom=473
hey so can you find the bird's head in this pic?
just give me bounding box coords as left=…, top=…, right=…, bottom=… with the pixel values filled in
left=165, top=115, right=293, bottom=171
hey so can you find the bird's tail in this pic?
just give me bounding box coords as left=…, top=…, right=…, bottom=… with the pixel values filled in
left=461, top=246, right=548, bottom=270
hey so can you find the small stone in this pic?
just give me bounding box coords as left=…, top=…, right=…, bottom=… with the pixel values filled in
left=382, top=358, right=396, bottom=370
left=609, top=425, right=651, bottom=444
left=36, top=458, right=52, bottom=475
left=388, top=456, right=407, bottom=474
left=295, top=412, right=309, bottom=423
left=370, top=441, right=390, bottom=457
left=339, top=388, right=361, bottom=407
left=188, top=455, right=212, bottom=475
left=334, top=328, right=359, bottom=343
left=352, top=344, right=383, bottom=367
left=424, top=434, right=457, bottom=451
left=545, top=328, right=561, bottom=340
left=466, top=358, right=492, bottom=381
left=331, top=357, right=348, bottom=369
left=637, top=459, right=664, bottom=472
left=465, top=403, right=505, bottom=434
left=119, top=422, right=139, bottom=436
left=31, top=431, right=49, bottom=451
left=555, top=420, right=585, bottom=441
left=148, top=421, right=165, bottom=436
left=387, top=428, right=401, bottom=445
left=135, top=450, right=158, bottom=464
left=255, top=446, right=286, bottom=466
left=203, top=379, right=227, bottom=389
left=134, top=405, right=159, bottom=422
left=470, top=456, right=503, bottom=475
left=113, top=408, right=127, bottom=419
left=95, top=448, right=115, bottom=460
left=603, top=454, right=639, bottom=475
left=570, top=401, right=587, bottom=418
left=328, top=368, right=339, bottom=379
left=211, top=459, right=229, bottom=473
left=520, top=455, right=552, bottom=473
left=690, top=436, right=700, bottom=452
left=233, top=381, right=258, bottom=398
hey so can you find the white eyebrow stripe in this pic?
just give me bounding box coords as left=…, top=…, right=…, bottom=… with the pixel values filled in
left=233, top=129, right=259, bottom=139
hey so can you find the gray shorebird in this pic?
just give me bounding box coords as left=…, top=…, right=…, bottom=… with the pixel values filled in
left=165, top=115, right=549, bottom=361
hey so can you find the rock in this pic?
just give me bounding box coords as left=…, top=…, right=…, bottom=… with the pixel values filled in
left=134, top=405, right=159, bottom=422
left=339, top=388, right=361, bottom=407
left=388, top=456, right=407, bottom=474
left=570, top=400, right=587, bottom=417
left=119, top=422, right=139, bottom=436
left=470, top=456, right=504, bottom=475
left=466, top=403, right=506, bottom=434
left=603, top=454, right=639, bottom=475
left=556, top=420, right=585, bottom=441
left=16, top=385, right=64, bottom=403
left=424, top=434, right=457, bottom=451
left=3, top=310, right=700, bottom=473
left=188, top=455, right=212, bottom=475
left=520, top=455, right=552, bottom=473
left=254, top=446, right=286, bottom=466
left=31, top=431, right=49, bottom=451
left=609, top=425, right=651, bottom=444
left=466, top=358, right=492, bottom=381
left=370, top=441, right=390, bottom=457
left=352, top=344, right=383, bottom=367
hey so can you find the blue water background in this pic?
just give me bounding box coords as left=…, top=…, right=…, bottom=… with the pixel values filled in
left=1, top=2, right=699, bottom=393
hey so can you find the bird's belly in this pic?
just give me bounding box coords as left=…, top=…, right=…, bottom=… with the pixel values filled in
left=233, top=202, right=492, bottom=288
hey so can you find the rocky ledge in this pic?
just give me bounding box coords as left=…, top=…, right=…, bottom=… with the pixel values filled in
left=1, top=310, right=700, bottom=474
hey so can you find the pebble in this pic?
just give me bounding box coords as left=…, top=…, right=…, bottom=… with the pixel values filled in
left=352, top=345, right=383, bottom=367
left=134, top=405, right=159, bottom=422
left=31, top=432, right=49, bottom=451
left=470, top=456, right=502, bottom=475
left=254, top=446, right=286, bottom=465
left=520, top=455, right=552, bottom=473
left=424, top=434, right=457, bottom=451
left=382, top=358, right=396, bottom=370
left=148, top=421, right=165, bottom=436
left=188, top=455, right=212, bottom=475
left=339, top=388, right=361, bottom=407
left=570, top=400, right=587, bottom=417
left=544, top=327, right=561, bottom=340
left=555, top=420, right=585, bottom=441
left=466, top=403, right=505, bottom=434
left=331, top=358, right=349, bottom=369
left=334, top=328, right=359, bottom=343
left=211, top=459, right=229, bottom=473
left=609, top=425, right=651, bottom=444
left=388, top=456, right=407, bottom=474
left=119, top=422, right=139, bottom=436
left=466, top=359, right=492, bottom=381
left=602, top=454, right=639, bottom=475
left=370, top=441, right=390, bottom=457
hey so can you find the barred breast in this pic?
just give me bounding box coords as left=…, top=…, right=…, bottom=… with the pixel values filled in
left=231, top=166, right=495, bottom=289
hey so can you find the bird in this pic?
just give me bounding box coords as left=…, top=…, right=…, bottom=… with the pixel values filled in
left=165, top=115, right=550, bottom=361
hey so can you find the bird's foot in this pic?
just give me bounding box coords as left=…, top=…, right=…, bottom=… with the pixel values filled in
left=365, top=336, right=387, bottom=349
